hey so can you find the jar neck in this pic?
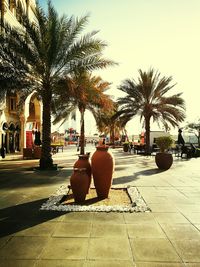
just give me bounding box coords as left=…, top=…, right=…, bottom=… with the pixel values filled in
left=96, top=146, right=109, bottom=151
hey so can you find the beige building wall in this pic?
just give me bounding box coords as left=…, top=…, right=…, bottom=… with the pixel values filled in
left=0, top=0, right=42, bottom=154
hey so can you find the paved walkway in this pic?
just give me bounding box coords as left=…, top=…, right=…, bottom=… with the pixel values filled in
left=0, top=145, right=200, bottom=267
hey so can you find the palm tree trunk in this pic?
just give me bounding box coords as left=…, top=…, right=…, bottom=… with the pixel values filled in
left=145, top=116, right=151, bottom=155
left=39, top=88, right=53, bottom=169
left=124, top=128, right=129, bottom=142
left=110, top=123, right=115, bottom=144
left=79, top=108, right=85, bottom=155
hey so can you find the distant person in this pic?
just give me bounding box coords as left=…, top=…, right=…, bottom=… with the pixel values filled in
left=129, top=142, right=133, bottom=153
left=178, top=129, right=185, bottom=146
left=178, top=129, right=187, bottom=158
left=0, top=146, right=6, bottom=158
left=77, top=137, right=80, bottom=152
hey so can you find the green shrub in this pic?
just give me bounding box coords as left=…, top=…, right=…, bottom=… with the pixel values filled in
left=155, top=136, right=173, bottom=152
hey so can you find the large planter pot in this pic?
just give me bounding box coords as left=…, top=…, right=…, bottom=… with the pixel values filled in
left=123, top=144, right=129, bottom=152
left=70, top=168, right=90, bottom=203
left=155, top=152, right=173, bottom=170
left=91, top=146, right=114, bottom=198
left=73, top=154, right=92, bottom=193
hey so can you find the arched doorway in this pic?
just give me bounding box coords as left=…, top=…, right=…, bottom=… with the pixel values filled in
left=25, top=95, right=42, bottom=148
left=21, top=91, right=42, bottom=150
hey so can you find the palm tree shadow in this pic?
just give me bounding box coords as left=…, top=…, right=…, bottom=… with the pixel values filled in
left=0, top=198, right=66, bottom=238
left=113, top=168, right=164, bottom=185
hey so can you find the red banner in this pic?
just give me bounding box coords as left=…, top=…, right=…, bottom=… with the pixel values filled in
left=26, top=131, right=33, bottom=148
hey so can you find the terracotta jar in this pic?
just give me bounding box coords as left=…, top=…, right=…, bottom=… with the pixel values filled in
left=70, top=168, right=89, bottom=203
left=73, top=154, right=91, bottom=193
left=91, top=146, right=114, bottom=198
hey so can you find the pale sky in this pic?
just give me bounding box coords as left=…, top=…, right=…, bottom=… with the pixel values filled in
left=39, top=0, right=200, bottom=136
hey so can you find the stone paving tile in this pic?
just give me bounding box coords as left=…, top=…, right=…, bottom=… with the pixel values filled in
left=132, top=180, right=170, bottom=187
left=149, top=203, right=179, bottom=212
left=160, top=223, right=200, bottom=240
left=152, top=212, right=190, bottom=224
left=189, top=198, right=200, bottom=204
left=40, top=237, right=88, bottom=259
left=0, top=236, right=12, bottom=249
left=92, top=212, right=125, bottom=224
left=14, top=212, right=63, bottom=224
left=61, top=212, right=94, bottom=222
left=0, top=236, right=49, bottom=259
left=186, top=264, right=200, bottom=267
left=127, top=223, right=166, bottom=238
left=142, top=196, right=168, bottom=204
left=135, top=263, right=185, bottom=267
left=124, top=213, right=156, bottom=224
left=91, top=224, right=127, bottom=237
left=169, top=196, right=194, bottom=205
left=182, top=212, right=200, bottom=224
left=52, top=222, right=92, bottom=237
left=0, top=260, right=36, bottom=267
left=35, top=259, right=86, bottom=267
left=130, top=238, right=181, bottom=262
left=87, top=237, right=132, bottom=260
left=86, top=260, right=135, bottom=267
left=176, top=186, right=200, bottom=193
left=15, top=222, right=57, bottom=237
left=0, top=195, right=27, bottom=209
left=196, top=224, right=200, bottom=230
left=176, top=204, right=200, bottom=213
left=171, top=239, right=200, bottom=262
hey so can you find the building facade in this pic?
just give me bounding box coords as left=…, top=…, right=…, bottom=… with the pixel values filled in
left=0, top=0, right=42, bottom=153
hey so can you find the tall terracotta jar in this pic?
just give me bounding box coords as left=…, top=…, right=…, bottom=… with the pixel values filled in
left=73, top=154, right=91, bottom=193
left=70, top=168, right=89, bottom=203
left=91, top=146, right=114, bottom=198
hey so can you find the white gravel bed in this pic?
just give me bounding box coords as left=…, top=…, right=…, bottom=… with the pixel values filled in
left=40, top=185, right=151, bottom=213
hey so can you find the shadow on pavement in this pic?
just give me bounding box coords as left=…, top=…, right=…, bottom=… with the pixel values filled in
left=113, top=168, right=164, bottom=185
left=0, top=198, right=66, bottom=238
left=0, top=169, right=72, bottom=189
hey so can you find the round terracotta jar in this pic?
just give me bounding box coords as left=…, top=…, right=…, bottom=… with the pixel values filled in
left=70, top=168, right=90, bottom=203
left=91, top=145, right=114, bottom=198
left=73, top=154, right=91, bottom=193
left=155, top=152, right=173, bottom=170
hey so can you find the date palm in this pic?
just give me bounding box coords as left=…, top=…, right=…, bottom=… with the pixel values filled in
left=117, top=68, right=186, bottom=154
left=52, top=71, right=114, bottom=155
left=94, top=107, right=130, bottom=143
left=184, top=119, right=200, bottom=147
left=0, top=1, right=115, bottom=169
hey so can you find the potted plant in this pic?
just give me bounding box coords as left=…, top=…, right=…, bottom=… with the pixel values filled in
left=155, top=136, right=173, bottom=170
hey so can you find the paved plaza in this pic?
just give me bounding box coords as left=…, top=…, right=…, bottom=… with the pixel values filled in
left=0, top=144, right=200, bottom=267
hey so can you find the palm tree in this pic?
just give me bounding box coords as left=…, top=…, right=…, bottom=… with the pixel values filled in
left=52, top=71, right=114, bottom=155
left=117, top=68, right=186, bottom=154
left=94, top=107, right=130, bottom=144
left=184, top=119, right=200, bottom=147
left=0, top=1, right=115, bottom=169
